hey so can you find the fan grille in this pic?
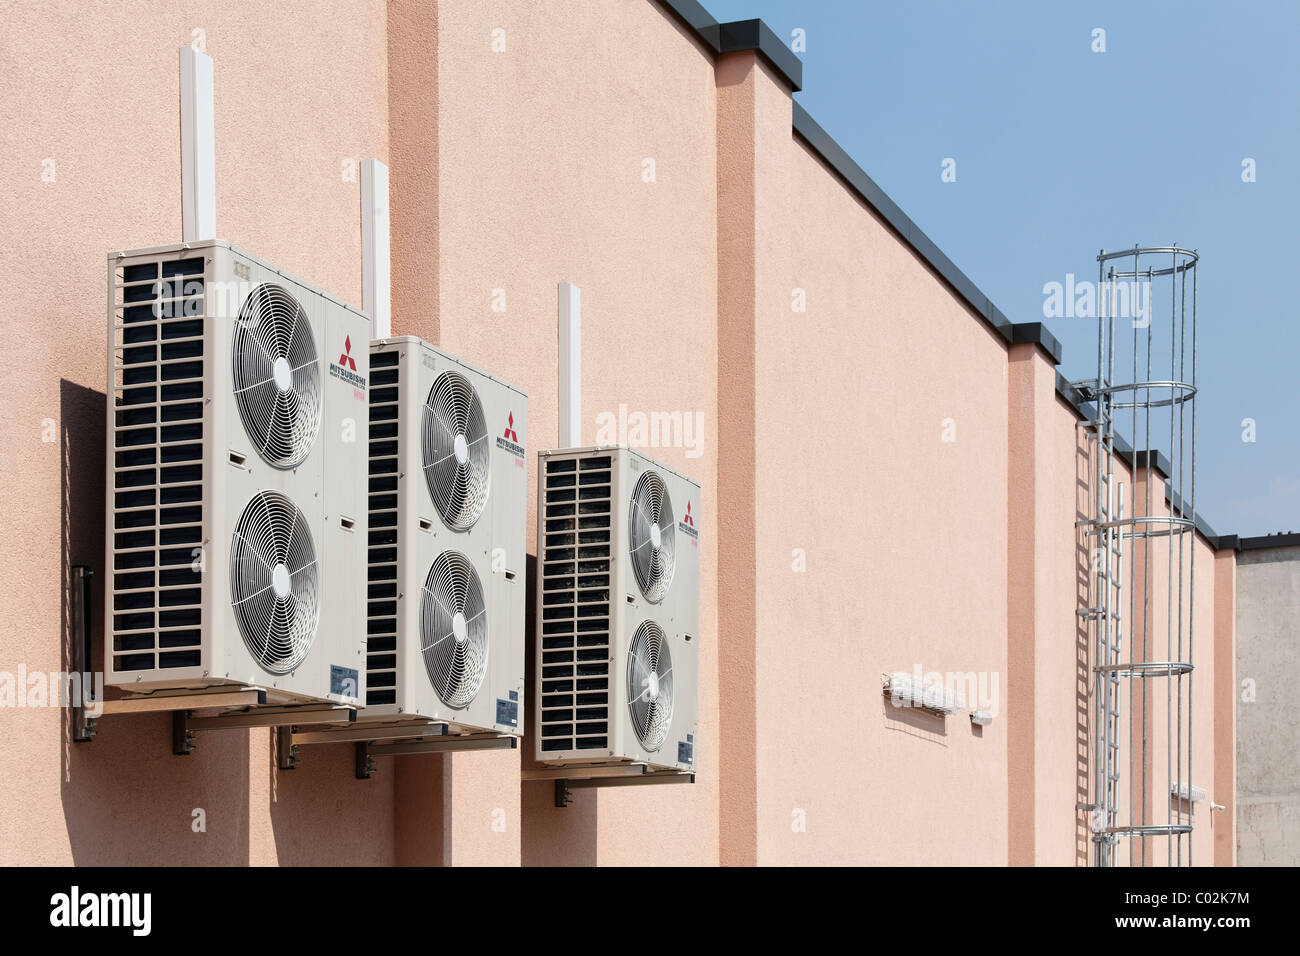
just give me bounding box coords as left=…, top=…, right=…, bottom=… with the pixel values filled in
left=420, top=550, right=489, bottom=708
left=231, top=282, right=322, bottom=468
left=229, top=491, right=320, bottom=675
left=628, top=471, right=676, bottom=603
left=422, top=371, right=490, bottom=531
left=626, top=620, right=674, bottom=752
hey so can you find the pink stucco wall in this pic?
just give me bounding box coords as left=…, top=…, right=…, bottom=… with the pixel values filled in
left=1034, top=389, right=1091, bottom=866
left=0, top=0, right=1236, bottom=866
left=1008, top=349, right=1088, bottom=866
left=1116, top=474, right=1218, bottom=867
left=0, top=0, right=393, bottom=865
left=1041, top=423, right=1226, bottom=867
left=746, top=112, right=1012, bottom=865
left=404, top=0, right=721, bottom=866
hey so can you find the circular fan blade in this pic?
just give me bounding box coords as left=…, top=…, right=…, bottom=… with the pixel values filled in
left=230, top=491, right=319, bottom=675
left=420, top=550, right=489, bottom=708
left=628, top=471, right=676, bottom=604
left=626, top=620, right=674, bottom=751
left=422, top=370, right=491, bottom=531
left=231, top=283, right=322, bottom=468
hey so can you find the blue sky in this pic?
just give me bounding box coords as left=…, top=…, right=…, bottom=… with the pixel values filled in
left=707, top=0, right=1299, bottom=538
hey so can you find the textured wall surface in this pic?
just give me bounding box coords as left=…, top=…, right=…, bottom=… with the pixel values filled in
left=0, top=0, right=392, bottom=866
left=1235, top=545, right=1300, bottom=866
left=0, top=0, right=1238, bottom=866
left=393, top=0, right=721, bottom=866
left=749, top=121, right=1012, bottom=865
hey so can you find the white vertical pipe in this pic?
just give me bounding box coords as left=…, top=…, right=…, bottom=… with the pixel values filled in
left=558, top=281, right=581, bottom=447
left=179, top=46, right=216, bottom=242
left=361, top=158, right=391, bottom=339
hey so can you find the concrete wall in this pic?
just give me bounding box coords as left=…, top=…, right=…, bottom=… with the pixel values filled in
left=1235, top=544, right=1300, bottom=866
left=1214, top=550, right=1236, bottom=867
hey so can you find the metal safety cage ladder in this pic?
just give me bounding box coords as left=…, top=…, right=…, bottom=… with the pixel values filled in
left=1078, top=246, right=1199, bottom=867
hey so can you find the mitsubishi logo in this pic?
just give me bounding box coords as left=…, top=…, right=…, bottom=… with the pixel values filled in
left=496, top=410, right=525, bottom=458
left=328, top=334, right=365, bottom=393
left=679, top=500, right=698, bottom=539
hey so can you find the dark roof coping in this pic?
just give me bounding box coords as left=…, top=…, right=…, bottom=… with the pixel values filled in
left=656, top=0, right=1242, bottom=550
left=791, top=102, right=1013, bottom=340
left=660, top=1, right=803, bottom=90
left=1010, top=323, right=1063, bottom=365
left=1238, top=532, right=1300, bottom=551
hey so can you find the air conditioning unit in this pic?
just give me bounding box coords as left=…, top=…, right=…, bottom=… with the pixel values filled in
left=106, top=240, right=368, bottom=705
left=535, top=446, right=699, bottom=773
left=363, top=336, right=527, bottom=737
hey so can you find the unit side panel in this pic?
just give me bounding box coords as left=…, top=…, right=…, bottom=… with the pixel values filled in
left=106, top=249, right=211, bottom=687
left=536, top=449, right=617, bottom=763
left=365, top=341, right=403, bottom=710
left=318, top=296, right=369, bottom=703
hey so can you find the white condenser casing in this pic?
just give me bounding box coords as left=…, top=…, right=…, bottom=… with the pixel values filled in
left=106, top=240, right=369, bottom=705
left=535, top=446, right=700, bottom=772
left=364, top=336, right=528, bottom=737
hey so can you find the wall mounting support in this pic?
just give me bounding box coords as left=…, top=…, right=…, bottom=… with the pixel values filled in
left=276, top=719, right=520, bottom=775
left=171, top=703, right=355, bottom=756
left=70, top=565, right=95, bottom=742
left=522, top=765, right=695, bottom=807
left=84, top=686, right=270, bottom=745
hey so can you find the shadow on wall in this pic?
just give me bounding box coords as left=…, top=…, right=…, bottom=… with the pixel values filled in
left=1074, top=431, right=1092, bottom=866
left=58, top=379, right=254, bottom=865
left=881, top=699, right=949, bottom=745
left=521, top=553, right=597, bottom=865
left=268, top=735, right=395, bottom=865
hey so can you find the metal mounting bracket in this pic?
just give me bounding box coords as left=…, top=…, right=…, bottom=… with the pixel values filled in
left=280, top=718, right=520, bottom=775
left=70, top=565, right=96, bottom=742
left=355, top=740, right=377, bottom=779
left=350, top=729, right=518, bottom=779
left=90, top=687, right=268, bottom=752
left=173, top=710, right=195, bottom=755
left=170, top=701, right=355, bottom=756
left=523, top=765, right=696, bottom=807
